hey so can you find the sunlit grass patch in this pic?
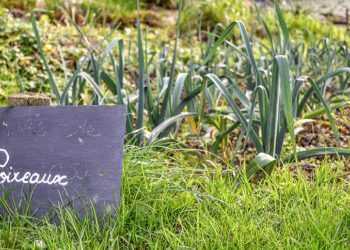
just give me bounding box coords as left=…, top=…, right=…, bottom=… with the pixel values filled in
left=0, top=144, right=350, bottom=249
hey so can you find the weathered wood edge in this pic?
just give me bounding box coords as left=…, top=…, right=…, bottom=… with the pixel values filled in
left=8, top=93, right=52, bottom=106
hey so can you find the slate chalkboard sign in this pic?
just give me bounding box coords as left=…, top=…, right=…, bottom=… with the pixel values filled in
left=0, top=105, right=126, bottom=217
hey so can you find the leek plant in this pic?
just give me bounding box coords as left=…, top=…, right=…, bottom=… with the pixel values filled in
left=31, top=1, right=350, bottom=179
left=202, top=1, right=350, bottom=178
left=31, top=1, right=202, bottom=146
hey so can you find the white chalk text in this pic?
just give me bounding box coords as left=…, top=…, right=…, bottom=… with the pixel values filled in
left=0, top=148, right=68, bottom=186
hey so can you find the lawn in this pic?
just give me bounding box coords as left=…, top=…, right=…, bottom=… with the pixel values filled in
left=1, top=144, right=350, bottom=249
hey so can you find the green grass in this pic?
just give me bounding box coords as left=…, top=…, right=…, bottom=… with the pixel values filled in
left=1, top=143, right=350, bottom=249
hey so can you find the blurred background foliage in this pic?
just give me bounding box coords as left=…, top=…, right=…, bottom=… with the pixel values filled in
left=0, top=0, right=348, bottom=104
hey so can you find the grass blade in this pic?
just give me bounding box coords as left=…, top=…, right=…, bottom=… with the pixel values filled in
left=245, top=153, right=276, bottom=179
left=307, top=77, right=340, bottom=144
left=243, top=85, right=269, bottom=151
left=203, top=21, right=260, bottom=85
left=31, top=10, right=61, bottom=102
left=304, top=101, right=350, bottom=119
left=275, top=0, right=289, bottom=54
left=147, top=112, right=198, bottom=144
left=171, top=73, right=188, bottom=110
left=255, top=4, right=276, bottom=56
left=136, top=0, right=145, bottom=145
left=283, top=147, right=350, bottom=163
left=206, top=74, right=263, bottom=152
left=275, top=56, right=296, bottom=153
left=159, top=0, right=183, bottom=122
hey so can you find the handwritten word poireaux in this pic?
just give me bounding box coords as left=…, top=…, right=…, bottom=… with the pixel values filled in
left=0, top=149, right=68, bottom=186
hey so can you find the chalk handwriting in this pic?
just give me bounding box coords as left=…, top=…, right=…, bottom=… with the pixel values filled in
left=1, top=116, right=47, bottom=137
left=67, top=162, right=88, bottom=181
left=0, top=149, right=68, bottom=186
left=65, top=120, right=102, bottom=139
